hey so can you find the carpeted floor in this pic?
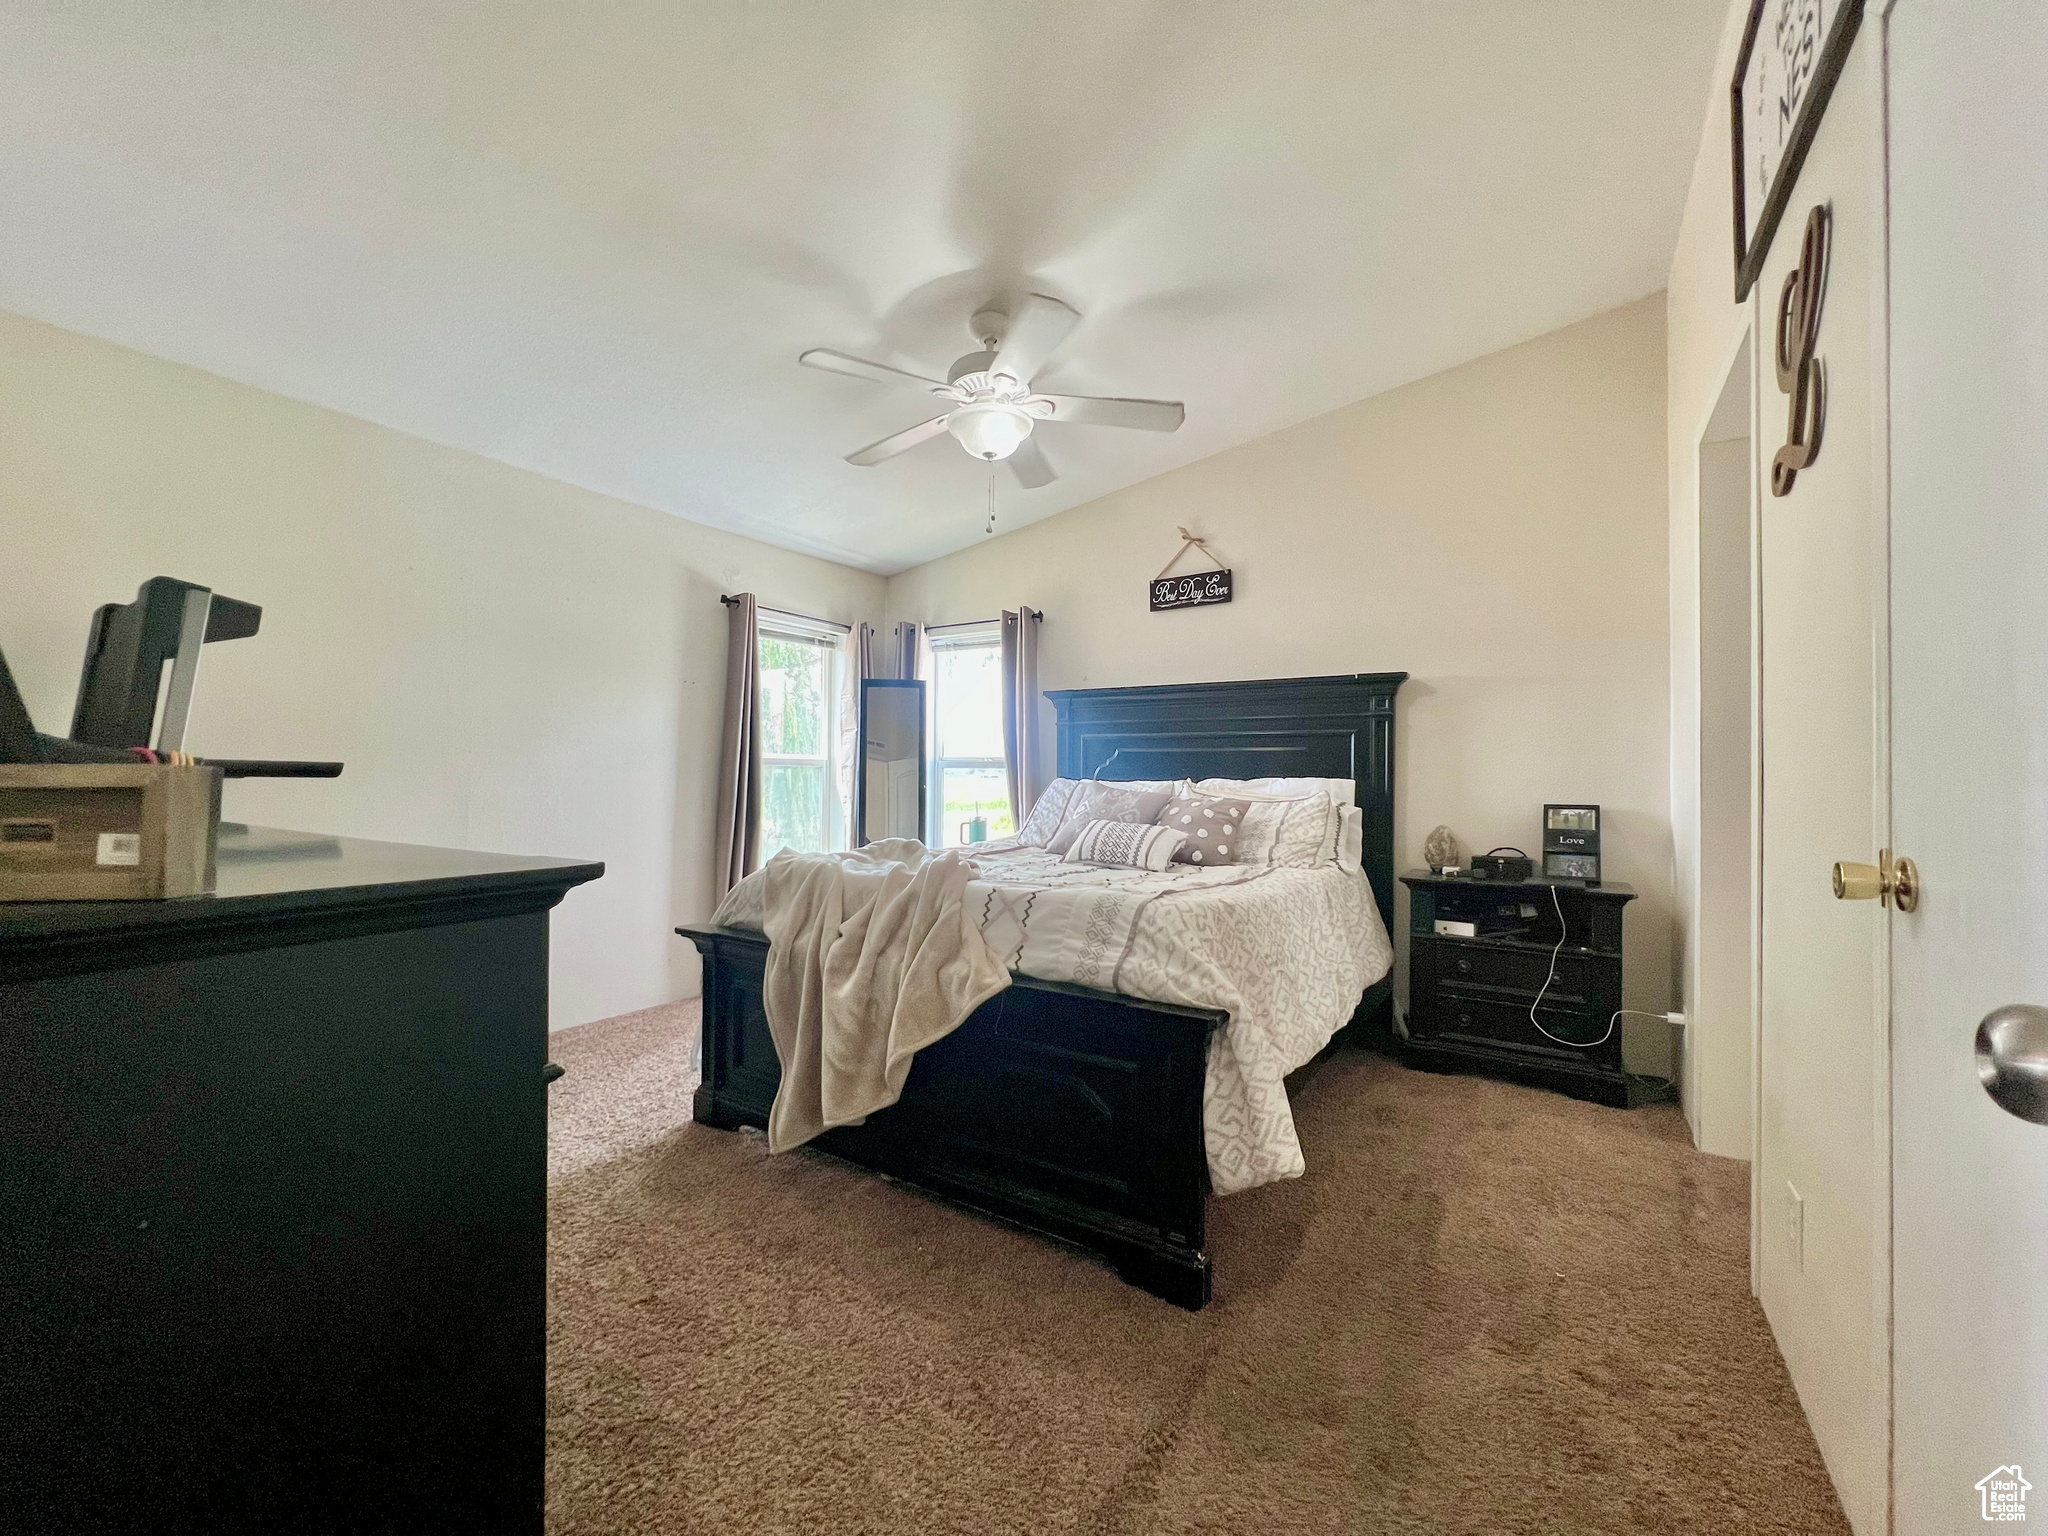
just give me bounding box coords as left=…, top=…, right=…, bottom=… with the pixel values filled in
left=546, top=1005, right=1849, bottom=1535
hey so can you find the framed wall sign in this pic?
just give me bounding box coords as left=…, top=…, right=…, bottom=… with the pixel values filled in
left=1730, top=0, right=1864, bottom=301
left=1149, top=527, right=1233, bottom=612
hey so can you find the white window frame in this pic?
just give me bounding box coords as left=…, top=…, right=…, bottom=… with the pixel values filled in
left=757, top=613, right=846, bottom=856
left=927, top=621, right=1008, bottom=847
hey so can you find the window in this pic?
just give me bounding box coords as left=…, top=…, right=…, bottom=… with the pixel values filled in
left=758, top=617, right=845, bottom=859
left=929, top=625, right=1013, bottom=847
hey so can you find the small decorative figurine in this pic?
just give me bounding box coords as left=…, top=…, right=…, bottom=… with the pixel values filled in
left=1424, top=824, right=1461, bottom=874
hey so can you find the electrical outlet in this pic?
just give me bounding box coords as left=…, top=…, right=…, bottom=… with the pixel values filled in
left=1785, top=1181, right=1805, bottom=1270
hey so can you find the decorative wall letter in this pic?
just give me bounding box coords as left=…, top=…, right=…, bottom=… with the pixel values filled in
left=1771, top=203, right=1830, bottom=497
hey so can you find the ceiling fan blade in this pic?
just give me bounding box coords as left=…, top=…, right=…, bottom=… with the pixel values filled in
left=990, top=295, right=1081, bottom=386
left=1006, top=436, right=1057, bottom=489
left=1039, top=394, right=1186, bottom=433
left=800, top=349, right=948, bottom=392
left=845, top=414, right=953, bottom=466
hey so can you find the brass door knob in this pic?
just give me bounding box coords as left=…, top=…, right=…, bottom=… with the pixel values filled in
left=1832, top=849, right=1919, bottom=912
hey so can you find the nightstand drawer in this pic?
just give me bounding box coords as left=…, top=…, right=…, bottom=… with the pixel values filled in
left=1431, top=940, right=1603, bottom=1000
left=1431, top=988, right=1615, bottom=1054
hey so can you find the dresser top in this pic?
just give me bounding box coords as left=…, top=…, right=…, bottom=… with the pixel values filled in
left=1, top=823, right=604, bottom=946
left=1401, top=869, right=1635, bottom=899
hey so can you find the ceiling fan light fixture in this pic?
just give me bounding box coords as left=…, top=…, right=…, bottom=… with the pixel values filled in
left=799, top=295, right=1184, bottom=488
left=946, top=402, right=1032, bottom=461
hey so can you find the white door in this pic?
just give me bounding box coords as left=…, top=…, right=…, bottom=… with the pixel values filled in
left=1754, top=22, right=1890, bottom=1531
left=1886, top=2, right=2048, bottom=1529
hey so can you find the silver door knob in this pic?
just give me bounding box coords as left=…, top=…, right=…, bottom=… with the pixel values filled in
left=1977, top=1005, right=2048, bottom=1125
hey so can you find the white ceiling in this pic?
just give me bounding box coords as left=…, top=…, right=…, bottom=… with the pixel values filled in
left=0, top=2, right=1723, bottom=574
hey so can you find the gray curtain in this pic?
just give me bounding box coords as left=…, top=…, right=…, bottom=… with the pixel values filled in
left=714, top=593, right=761, bottom=898
left=836, top=622, right=876, bottom=842
left=894, top=621, right=921, bottom=681
left=1001, top=607, right=1044, bottom=825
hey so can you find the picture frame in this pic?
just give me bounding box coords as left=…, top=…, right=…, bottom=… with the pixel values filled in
left=1730, top=0, right=1865, bottom=301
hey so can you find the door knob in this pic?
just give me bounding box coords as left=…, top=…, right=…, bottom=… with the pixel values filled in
left=1831, top=849, right=1919, bottom=912
left=1977, top=1005, right=2048, bottom=1125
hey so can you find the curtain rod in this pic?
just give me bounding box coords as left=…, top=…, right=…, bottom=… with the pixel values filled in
left=719, top=594, right=851, bottom=633
left=922, top=610, right=1046, bottom=635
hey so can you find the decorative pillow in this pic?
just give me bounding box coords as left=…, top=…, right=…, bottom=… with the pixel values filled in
left=1194, top=775, right=1356, bottom=809
left=1268, top=790, right=1342, bottom=868
left=1044, top=781, right=1178, bottom=855
left=1154, top=793, right=1254, bottom=866
left=1015, top=778, right=1082, bottom=847
left=1060, top=819, right=1186, bottom=871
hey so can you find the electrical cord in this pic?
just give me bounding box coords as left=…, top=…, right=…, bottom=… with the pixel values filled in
left=1526, top=884, right=1595, bottom=1045
left=1527, top=883, right=1681, bottom=1049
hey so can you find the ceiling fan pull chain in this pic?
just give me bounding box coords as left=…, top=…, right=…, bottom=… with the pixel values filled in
left=985, top=469, right=998, bottom=536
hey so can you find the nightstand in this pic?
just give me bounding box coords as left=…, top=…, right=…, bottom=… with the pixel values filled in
left=1399, top=870, right=1635, bottom=1107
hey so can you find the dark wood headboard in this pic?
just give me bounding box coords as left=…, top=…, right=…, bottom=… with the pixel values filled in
left=1045, top=672, right=1407, bottom=950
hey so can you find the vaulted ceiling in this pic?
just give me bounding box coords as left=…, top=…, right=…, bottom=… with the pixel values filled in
left=0, top=2, right=1723, bottom=573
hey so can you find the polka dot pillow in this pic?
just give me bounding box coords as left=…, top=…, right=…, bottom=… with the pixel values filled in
left=1155, top=794, right=1254, bottom=866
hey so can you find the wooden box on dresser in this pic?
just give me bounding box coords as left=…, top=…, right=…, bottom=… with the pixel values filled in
left=1399, top=871, right=1635, bottom=1108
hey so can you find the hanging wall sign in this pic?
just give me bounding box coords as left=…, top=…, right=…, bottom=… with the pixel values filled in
left=1731, top=0, right=1864, bottom=301
left=1150, top=527, right=1233, bottom=612
left=1151, top=570, right=1233, bottom=611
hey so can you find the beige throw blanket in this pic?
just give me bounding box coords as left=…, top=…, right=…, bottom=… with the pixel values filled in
left=751, top=840, right=1010, bottom=1154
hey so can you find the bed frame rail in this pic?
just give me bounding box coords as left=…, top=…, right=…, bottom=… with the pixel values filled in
left=681, top=923, right=1225, bottom=1309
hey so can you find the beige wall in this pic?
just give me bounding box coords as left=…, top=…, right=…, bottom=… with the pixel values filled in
left=1665, top=0, right=1759, bottom=1158
left=887, top=296, right=1676, bottom=1069
left=0, top=308, right=884, bottom=1028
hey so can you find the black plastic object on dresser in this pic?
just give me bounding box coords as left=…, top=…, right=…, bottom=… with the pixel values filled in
left=0, top=577, right=343, bottom=778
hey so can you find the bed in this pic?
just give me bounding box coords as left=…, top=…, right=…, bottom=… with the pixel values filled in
left=679, top=671, right=1406, bottom=1308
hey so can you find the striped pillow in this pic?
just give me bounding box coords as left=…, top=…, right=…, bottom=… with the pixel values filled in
left=1045, top=781, right=1178, bottom=855
left=1060, top=819, right=1187, bottom=871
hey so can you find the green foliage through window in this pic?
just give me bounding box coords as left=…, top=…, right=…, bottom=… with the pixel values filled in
left=759, top=632, right=833, bottom=858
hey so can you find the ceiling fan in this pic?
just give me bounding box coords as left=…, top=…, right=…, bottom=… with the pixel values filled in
left=798, top=295, right=1185, bottom=489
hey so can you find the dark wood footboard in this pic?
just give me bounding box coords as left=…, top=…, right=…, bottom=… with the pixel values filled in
left=679, top=924, right=1225, bottom=1309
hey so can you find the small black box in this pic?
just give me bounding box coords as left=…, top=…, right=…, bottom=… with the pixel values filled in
left=1468, top=848, right=1533, bottom=881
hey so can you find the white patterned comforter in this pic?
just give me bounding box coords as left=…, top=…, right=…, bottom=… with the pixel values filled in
left=712, top=839, right=1393, bottom=1195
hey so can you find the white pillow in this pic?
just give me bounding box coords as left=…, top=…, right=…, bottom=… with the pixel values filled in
left=1060, top=819, right=1186, bottom=871
left=1337, top=805, right=1364, bottom=875
left=1193, top=775, right=1356, bottom=809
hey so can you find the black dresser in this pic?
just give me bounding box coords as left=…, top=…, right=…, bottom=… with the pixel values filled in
left=0, top=824, right=602, bottom=1534
left=1400, top=871, right=1634, bottom=1107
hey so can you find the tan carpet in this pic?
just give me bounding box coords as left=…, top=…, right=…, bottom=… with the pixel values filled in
left=546, top=1008, right=1848, bottom=1535
left=547, top=999, right=704, bottom=1181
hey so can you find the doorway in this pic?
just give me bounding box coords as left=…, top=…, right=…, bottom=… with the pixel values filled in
left=1687, top=340, right=1754, bottom=1162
